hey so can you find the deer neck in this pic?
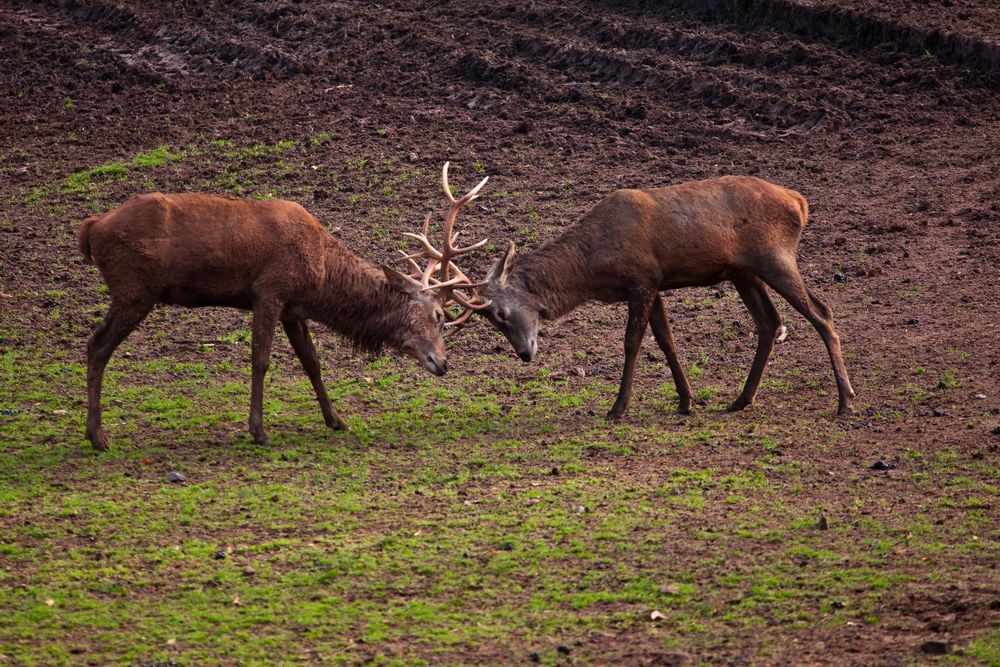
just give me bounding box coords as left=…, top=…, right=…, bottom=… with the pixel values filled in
left=306, top=243, right=409, bottom=353
left=511, top=232, right=596, bottom=320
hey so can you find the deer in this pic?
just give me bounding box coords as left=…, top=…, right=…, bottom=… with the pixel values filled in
left=447, top=175, right=856, bottom=419
left=77, top=167, right=489, bottom=451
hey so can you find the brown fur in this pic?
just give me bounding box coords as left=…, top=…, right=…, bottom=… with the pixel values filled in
left=79, top=192, right=448, bottom=450
left=483, top=175, right=855, bottom=418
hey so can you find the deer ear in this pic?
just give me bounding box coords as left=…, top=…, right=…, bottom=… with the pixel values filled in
left=488, top=240, right=516, bottom=285
left=381, top=265, right=422, bottom=294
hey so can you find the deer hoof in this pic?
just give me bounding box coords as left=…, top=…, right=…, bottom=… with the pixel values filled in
left=87, top=428, right=110, bottom=451
left=725, top=399, right=749, bottom=412
left=330, top=419, right=349, bottom=431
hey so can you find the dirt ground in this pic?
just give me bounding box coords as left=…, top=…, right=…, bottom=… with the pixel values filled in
left=2, top=0, right=999, bottom=664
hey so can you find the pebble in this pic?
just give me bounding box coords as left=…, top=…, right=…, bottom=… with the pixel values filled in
left=868, top=460, right=896, bottom=471
left=920, top=640, right=950, bottom=655
left=166, top=471, right=186, bottom=483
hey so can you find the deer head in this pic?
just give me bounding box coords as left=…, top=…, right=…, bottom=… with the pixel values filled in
left=479, top=241, right=541, bottom=362
left=380, top=265, right=449, bottom=376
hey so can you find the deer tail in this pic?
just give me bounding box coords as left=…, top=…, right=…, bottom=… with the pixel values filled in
left=78, top=215, right=101, bottom=264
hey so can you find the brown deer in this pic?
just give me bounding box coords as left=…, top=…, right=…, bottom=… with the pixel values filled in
left=78, top=173, right=487, bottom=451
left=462, top=175, right=856, bottom=418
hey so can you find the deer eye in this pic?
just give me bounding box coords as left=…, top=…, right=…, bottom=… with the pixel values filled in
left=434, top=310, right=443, bottom=324
left=496, top=308, right=508, bottom=322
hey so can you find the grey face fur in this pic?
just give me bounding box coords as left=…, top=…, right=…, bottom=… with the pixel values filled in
left=480, top=242, right=540, bottom=363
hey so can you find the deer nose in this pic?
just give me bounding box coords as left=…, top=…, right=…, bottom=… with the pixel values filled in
left=426, top=354, right=447, bottom=376
left=518, top=351, right=532, bottom=363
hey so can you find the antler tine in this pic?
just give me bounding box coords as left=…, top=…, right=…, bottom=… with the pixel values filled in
left=448, top=287, right=492, bottom=311
left=397, top=249, right=424, bottom=278
left=439, top=162, right=489, bottom=283
left=440, top=161, right=489, bottom=206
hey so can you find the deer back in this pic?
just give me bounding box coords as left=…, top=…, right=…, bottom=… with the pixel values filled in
left=82, top=192, right=330, bottom=307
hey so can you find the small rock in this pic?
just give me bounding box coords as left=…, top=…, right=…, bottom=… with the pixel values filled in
left=242, top=566, right=256, bottom=577
left=52, top=409, right=67, bottom=415
left=650, top=609, right=666, bottom=621
left=572, top=366, right=586, bottom=378
left=973, top=393, right=986, bottom=400
left=833, top=271, right=848, bottom=283
left=906, top=317, right=918, bottom=325
left=817, top=515, right=829, bottom=531
left=525, top=498, right=541, bottom=506
left=213, top=550, right=227, bottom=560
left=573, top=504, right=590, bottom=513
left=529, top=652, right=540, bottom=662
left=660, top=583, right=682, bottom=595
left=406, top=152, right=419, bottom=162
left=166, top=471, right=186, bottom=483
left=549, top=466, right=560, bottom=476
left=932, top=407, right=949, bottom=417
left=831, top=600, right=845, bottom=609
left=557, top=645, right=571, bottom=655
left=920, top=640, right=950, bottom=655
left=868, top=460, right=895, bottom=471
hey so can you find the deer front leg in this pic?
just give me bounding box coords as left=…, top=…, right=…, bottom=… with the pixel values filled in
left=607, top=287, right=656, bottom=421
left=249, top=300, right=281, bottom=445
left=648, top=294, right=692, bottom=414
left=282, top=320, right=348, bottom=430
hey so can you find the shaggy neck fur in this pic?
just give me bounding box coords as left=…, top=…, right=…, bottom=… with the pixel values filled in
left=510, top=227, right=596, bottom=320
left=308, top=241, right=412, bottom=354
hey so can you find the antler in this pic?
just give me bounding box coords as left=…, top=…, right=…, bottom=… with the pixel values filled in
left=400, top=162, right=493, bottom=333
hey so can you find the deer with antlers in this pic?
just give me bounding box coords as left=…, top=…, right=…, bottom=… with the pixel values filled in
left=448, top=175, right=855, bottom=418
left=77, top=168, right=489, bottom=450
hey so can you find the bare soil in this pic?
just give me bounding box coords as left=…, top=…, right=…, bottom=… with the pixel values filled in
left=2, top=0, right=998, bottom=664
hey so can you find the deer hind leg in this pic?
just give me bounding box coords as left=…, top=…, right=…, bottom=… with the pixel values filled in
left=282, top=320, right=348, bottom=431
left=759, top=259, right=856, bottom=415
left=248, top=300, right=282, bottom=445
left=607, top=287, right=657, bottom=421
left=85, top=298, right=153, bottom=450
left=727, top=275, right=782, bottom=412
left=648, top=294, right=692, bottom=414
